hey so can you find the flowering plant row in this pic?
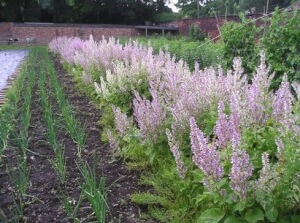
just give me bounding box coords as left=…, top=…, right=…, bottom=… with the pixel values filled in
left=49, top=36, right=300, bottom=223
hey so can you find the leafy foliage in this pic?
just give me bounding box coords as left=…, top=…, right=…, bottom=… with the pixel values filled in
left=221, top=8, right=300, bottom=89
left=0, top=0, right=172, bottom=24
left=176, top=0, right=293, bottom=18
left=261, top=9, right=300, bottom=88
left=189, top=24, right=207, bottom=41
left=154, top=12, right=181, bottom=23
left=221, top=15, right=259, bottom=75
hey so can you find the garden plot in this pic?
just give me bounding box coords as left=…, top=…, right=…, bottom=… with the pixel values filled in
left=0, top=47, right=144, bottom=223
left=0, top=49, right=28, bottom=91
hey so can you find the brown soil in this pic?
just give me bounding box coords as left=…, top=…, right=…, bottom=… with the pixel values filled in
left=0, top=55, right=154, bottom=223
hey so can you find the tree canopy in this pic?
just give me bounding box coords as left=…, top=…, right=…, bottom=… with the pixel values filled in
left=0, top=0, right=172, bottom=24
left=0, top=0, right=294, bottom=23
left=176, top=0, right=293, bottom=18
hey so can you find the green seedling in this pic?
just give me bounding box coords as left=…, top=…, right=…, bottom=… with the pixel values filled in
left=78, top=161, right=108, bottom=223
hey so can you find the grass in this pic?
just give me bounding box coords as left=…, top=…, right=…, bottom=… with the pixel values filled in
left=0, top=45, right=31, bottom=51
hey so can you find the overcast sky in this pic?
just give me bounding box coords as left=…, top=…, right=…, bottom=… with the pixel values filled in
left=167, top=0, right=179, bottom=12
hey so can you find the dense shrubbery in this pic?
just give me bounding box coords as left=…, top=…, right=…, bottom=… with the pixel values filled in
left=49, top=35, right=300, bottom=223
left=221, top=15, right=259, bottom=76
left=221, top=9, right=300, bottom=89
left=261, top=9, right=300, bottom=88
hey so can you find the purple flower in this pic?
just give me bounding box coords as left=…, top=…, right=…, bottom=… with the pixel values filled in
left=190, top=117, right=224, bottom=188
left=112, top=106, right=131, bottom=137
left=256, top=152, right=280, bottom=193
left=106, top=129, right=119, bottom=152
left=256, top=152, right=271, bottom=189
left=229, top=149, right=253, bottom=200
left=248, top=80, right=265, bottom=124
left=215, top=101, right=232, bottom=148
left=246, top=52, right=273, bottom=125
left=232, top=57, right=244, bottom=79
left=133, top=91, right=166, bottom=142
left=230, top=93, right=241, bottom=149
left=272, top=78, right=294, bottom=133
left=166, top=129, right=187, bottom=179
left=275, top=137, right=284, bottom=158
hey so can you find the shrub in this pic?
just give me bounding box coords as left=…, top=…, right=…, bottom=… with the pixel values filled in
left=261, top=9, right=300, bottom=89
left=221, top=15, right=259, bottom=76
left=154, top=12, right=180, bottom=23
left=189, top=24, right=207, bottom=41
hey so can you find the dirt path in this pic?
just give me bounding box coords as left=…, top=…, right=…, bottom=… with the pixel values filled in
left=0, top=50, right=28, bottom=91
left=0, top=50, right=28, bottom=105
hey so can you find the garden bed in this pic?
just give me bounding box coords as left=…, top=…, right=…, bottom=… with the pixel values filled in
left=0, top=47, right=150, bottom=223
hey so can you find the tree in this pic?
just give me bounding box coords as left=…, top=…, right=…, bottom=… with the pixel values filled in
left=239, top=0, right=292, bottom=13
left=176, top=0, right=293, bottom=18
left=24, top=0, right=41, bottom=21
left=0, top=0, right=173, bottom=23
left=1, top=0, right=20, bottom=21
left=176, top=0, right=201, bottom=18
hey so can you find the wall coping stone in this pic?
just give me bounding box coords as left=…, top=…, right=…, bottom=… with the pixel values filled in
left=13, top=22, right=136, bottom=29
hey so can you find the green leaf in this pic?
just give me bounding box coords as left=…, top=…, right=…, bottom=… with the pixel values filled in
left=192, top=169, right=204, bottom=182
left=197, top=208, right=225, bottom=223
left=233, top=202, right=246, bottom=212
left=245, top=207, right=264, bottom=223
left=266, top=207, right=278, bottom=222
left=224, top=215, right=247, bottom=223
left=292, top=215, right=300, bottom=223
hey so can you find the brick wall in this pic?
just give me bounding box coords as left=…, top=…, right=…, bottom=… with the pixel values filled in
left=4, top=23, right=142, bottom=44
left=163, top=14, right=263, bottom=39
left=0, top=15, right=264, bottom=44
left=0, top=22, right=13, bottom=37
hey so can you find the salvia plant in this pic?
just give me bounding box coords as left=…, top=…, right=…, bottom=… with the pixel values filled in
left=49, top=35, right=300, bottom=223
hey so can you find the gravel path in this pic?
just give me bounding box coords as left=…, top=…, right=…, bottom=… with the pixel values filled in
left=0, top=50, right=28, bottom=91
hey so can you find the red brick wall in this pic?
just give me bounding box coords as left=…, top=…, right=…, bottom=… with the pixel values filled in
left=7, top=23, right=142, bottom=44
left=0, top=15, right=264, bottom=44
left=0, top=22, right=13, bottom=37
left=163, top=15, right=263, bottom=39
